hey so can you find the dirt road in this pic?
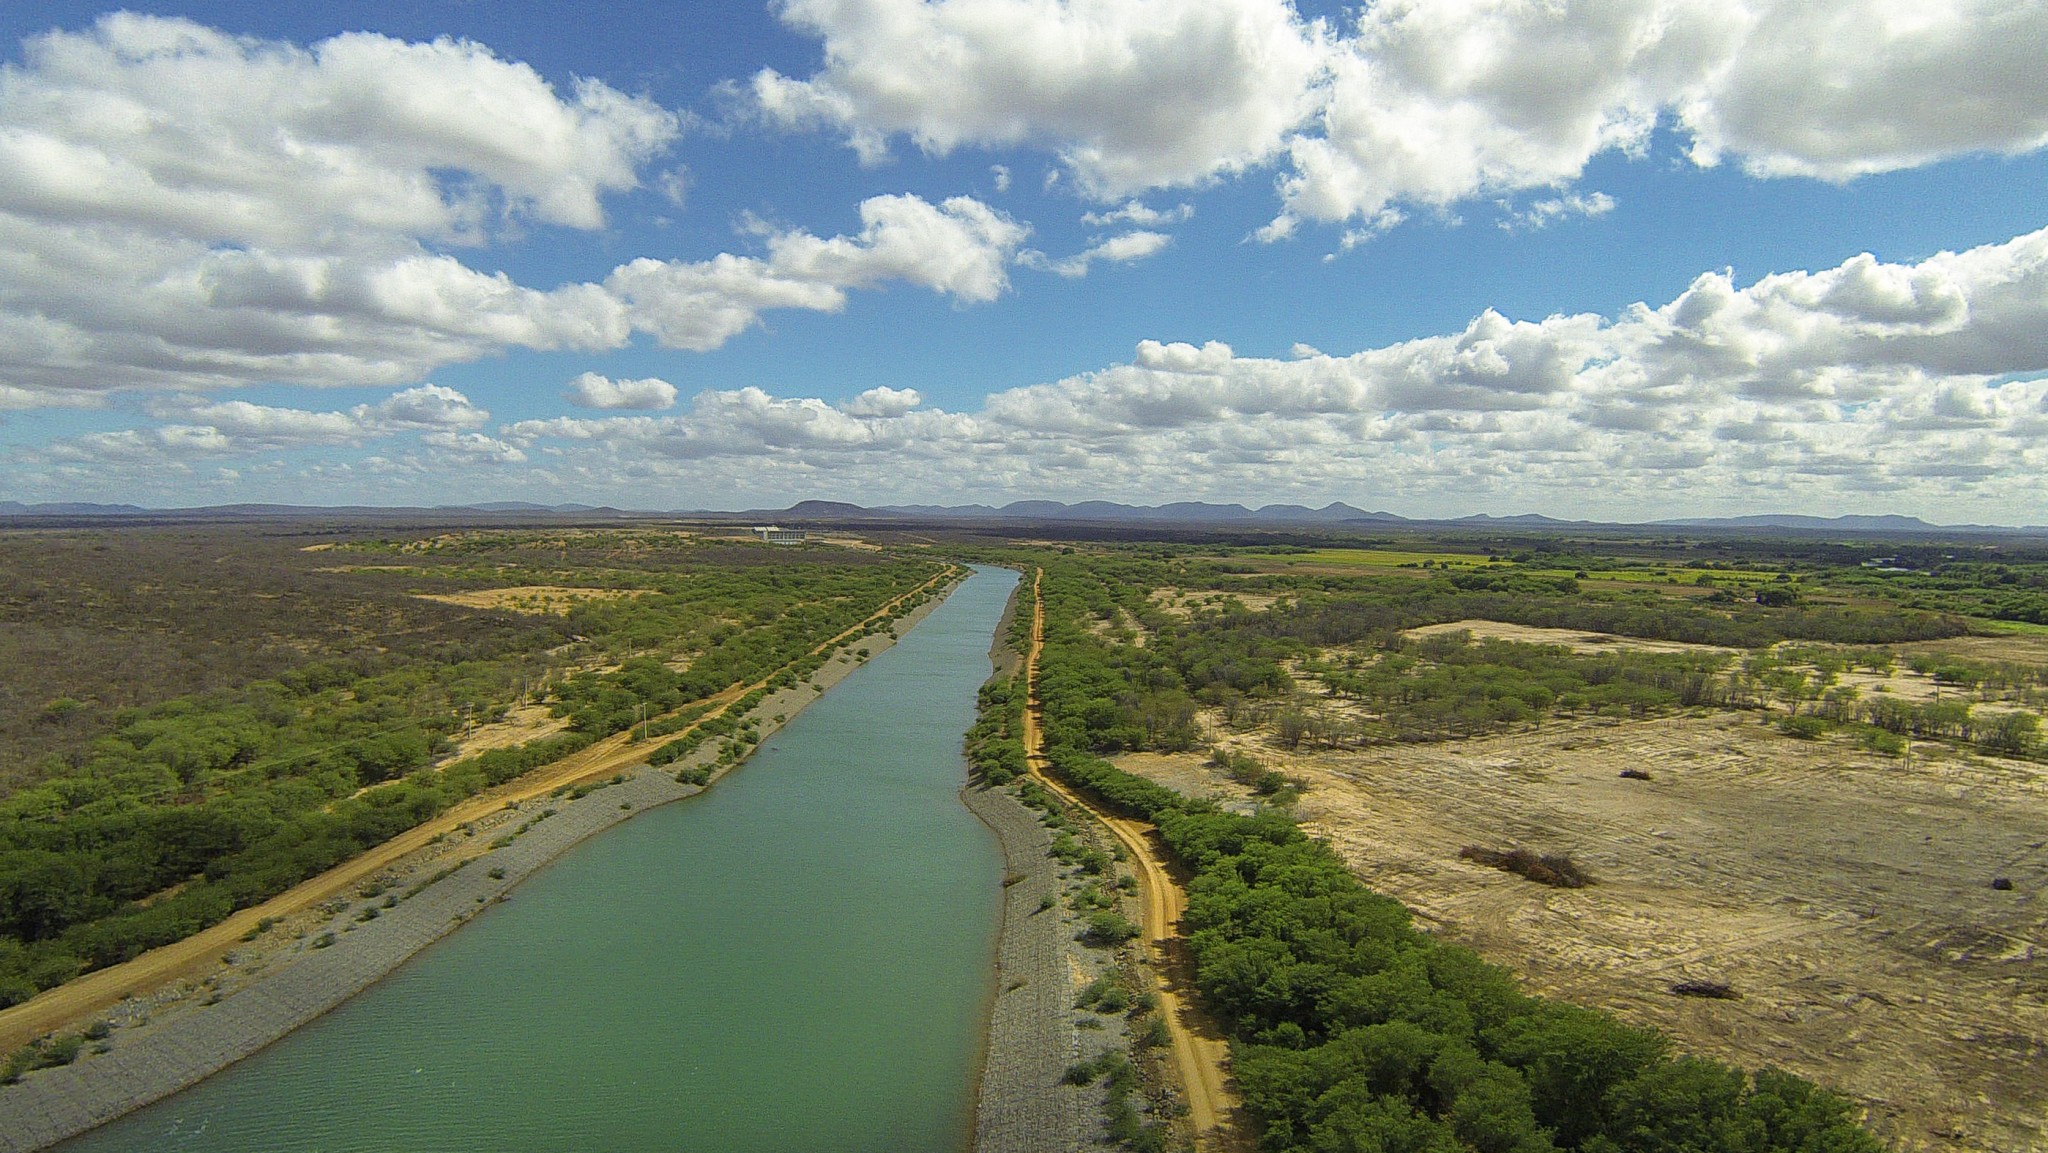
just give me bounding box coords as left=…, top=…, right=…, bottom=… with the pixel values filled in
left=1019, top=570, right=1239, bottom=1148
left=0, top=567, right=959, bottom=1054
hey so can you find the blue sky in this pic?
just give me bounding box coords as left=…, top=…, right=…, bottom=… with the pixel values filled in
left=2, top=1, right=2045, bottom=520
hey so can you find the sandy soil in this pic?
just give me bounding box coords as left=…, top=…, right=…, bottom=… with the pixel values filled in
left=1123, top=714, right=2048, bottom=1153
left=1148, top=588, right=1282, bottom=618
left=415, top=585, right=646, bottom=615
left=816, top=535, right=883, bottom=552
left=1903, top=633, right=2048, bottom=667
left=438, top=704, right=571, bottom=761
left=1112, top=753, right=1260, bottom=815
left=1406, top=619, right=1740, bottom=656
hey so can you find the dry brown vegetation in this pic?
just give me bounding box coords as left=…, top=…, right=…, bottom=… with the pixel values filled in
left=1123, top=702, right=2048, bottom=1153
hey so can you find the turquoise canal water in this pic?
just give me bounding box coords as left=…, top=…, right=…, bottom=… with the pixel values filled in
left=64, top=566, right=1018, bottom=1153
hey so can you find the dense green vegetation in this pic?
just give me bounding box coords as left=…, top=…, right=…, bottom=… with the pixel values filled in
left=961, top=543, right=1999, bottom=768
left=0, top=527, right=943, bottom=1006
left=1005, top=558, right=1885, bottom=1152
left=1303, top=634, right=1732, bottom=742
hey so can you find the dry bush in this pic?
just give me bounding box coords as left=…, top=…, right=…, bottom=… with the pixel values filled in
left=1459, top=845, right=1592, bottom=888
left=1670, top=979, right=1741, bottom=999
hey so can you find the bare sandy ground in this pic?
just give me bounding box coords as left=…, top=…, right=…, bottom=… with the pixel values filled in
left=1124, top=714, right=2048, bottom=1153
left=414, top=585, right=646, bottom=615
left=1406, top=619, right=1739, bottom=656
left=1148, top=588, right=1283, bottom=618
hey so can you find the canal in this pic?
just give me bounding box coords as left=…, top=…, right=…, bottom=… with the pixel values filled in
left=63, top=566, right=1018, bottom=1153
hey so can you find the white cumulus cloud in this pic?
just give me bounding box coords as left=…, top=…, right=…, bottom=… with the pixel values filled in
left=753, top=0, right=1329, bottom=197
left=0, top=17, right=1023, bottom=410
left=754, top=0, right=2048, bottom=235
left=479, top=225, right=2048, bottom=517
left=606, top=194, right=1027, bottom=351
left=565, top=372, right=679, bottom=410
left=1022, top=230, right=1172, bottom=278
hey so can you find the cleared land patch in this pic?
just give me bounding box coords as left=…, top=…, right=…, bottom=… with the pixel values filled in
left=437, top=703, right=570, bottom=762
left=1125, top=713, right=2048, bottom=1153
left=1146, top=587, right=1282, bottom=618
left=1405, top=618, right=1739, bottom=656
left=415, top=585, right=647, bottom=615
left=1228, top=549, right=1785, bottom=587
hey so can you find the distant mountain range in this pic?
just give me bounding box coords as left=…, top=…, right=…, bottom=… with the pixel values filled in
left=2, top=498, right=2040, bottom=535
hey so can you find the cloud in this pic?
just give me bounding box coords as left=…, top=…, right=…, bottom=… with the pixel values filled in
left=0, top=14, right=678, bottom=246
left=754, top=0, right=2048, bottom=234
left=420, top=430, right=527, bottom=464
left=61, top=384, right=495, bottom=461
left=477, top=224, right=2048, bottom=516
left=605, top=194, right=1026, bottom=351
left=841, top=385, right=923, bottom=418
left=1021, top=230, right=1172, bottom=278
left=752, top=0, right=1328, bottom=197
left=565, top=372, right=679, bottom=410
left=0, top=17, right=1021, bottom=410
left=1500, top=191, right=1616, bottom=232
left=504, top=384, right=970, bottom=464
left=1080, top=201, right=1194, bottom=227
left=366, top=384, right=492, bottom=429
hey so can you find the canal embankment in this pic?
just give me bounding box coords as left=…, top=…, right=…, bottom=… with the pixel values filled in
left=964, top=574, right=1126, bottom=1153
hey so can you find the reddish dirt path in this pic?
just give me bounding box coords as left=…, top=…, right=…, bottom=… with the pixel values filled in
left=0, top=567, right=959, bottom=1053
left=1018, top=569, right=1240, bottom=1148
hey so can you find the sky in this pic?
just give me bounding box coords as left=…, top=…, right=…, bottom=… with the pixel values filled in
left=0, top=1, right=2045, bottom=521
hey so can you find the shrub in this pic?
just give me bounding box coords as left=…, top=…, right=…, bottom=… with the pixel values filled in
left=1671, top=980, right=1741, bottom=999
left=1077, top=975, right=1130, bottom=1013
left=41, top=1036, right=82, bottom=1066
left=1776, top=715, right=1830, bottom=740
left=1079, top=910, right=1140, bottom=947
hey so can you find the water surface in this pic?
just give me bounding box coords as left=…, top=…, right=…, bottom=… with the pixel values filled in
left=64, top=566, right=1017, bottom=1153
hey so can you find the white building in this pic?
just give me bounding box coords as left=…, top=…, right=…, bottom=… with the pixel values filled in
left=751, top=525, right=808, bottom=544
